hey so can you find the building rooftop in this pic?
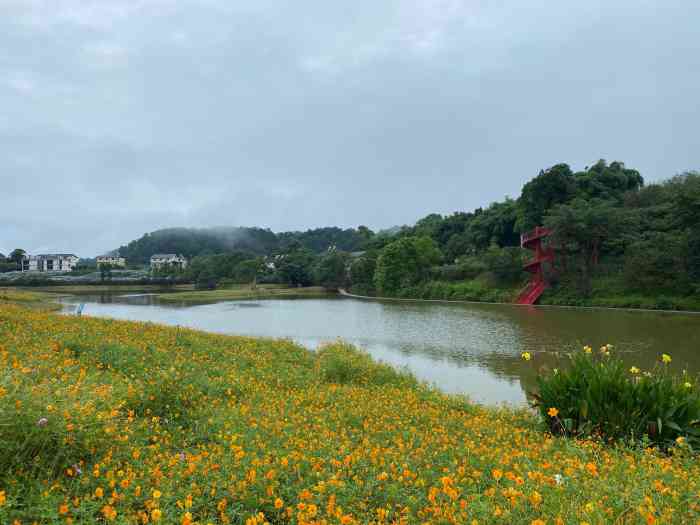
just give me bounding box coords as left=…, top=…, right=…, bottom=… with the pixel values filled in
left=31, top=254, right=78, bottom=259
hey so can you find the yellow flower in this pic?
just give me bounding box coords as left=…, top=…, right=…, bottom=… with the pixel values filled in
left=94, top=487, right=103, bottom=498
left=684, top=382, right=692, bottom=388
left=59, top=503, right=69, bottom=515
left=492, top=469, right=503, bottom=480
left=182, top=512, right=193, bottom=525
left=151, top=509, right=162, bottom=522
left=529, top=491, right=543, bottom=507
left=676, top=436, right=685, bottom=445
left=101, top=505, right=117, bottom=521
left=547, top=407, right=559, bottom=417
left=585, top=462, right=598, bottom=476
left=521, top=352, right=532, bottom=361
left=153, top=490, right=162, bottom=499
left=583, top=345, right=592, bottom=354
left=274, top=498, right=284, bottom=509
left=0, top=490, right=6, bottom=506
left=629, top=366, right=640, bottom=374
left=661, top=353, right=672, bottom=364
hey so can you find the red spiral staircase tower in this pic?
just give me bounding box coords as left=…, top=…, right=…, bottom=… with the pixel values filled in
left=516, top=226, right=554, bottom=305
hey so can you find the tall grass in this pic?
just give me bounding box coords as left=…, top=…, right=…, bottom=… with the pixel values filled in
left=316, top=342, right=418, bottom=388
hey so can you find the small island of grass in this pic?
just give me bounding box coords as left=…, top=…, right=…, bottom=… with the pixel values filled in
left=156, top=283, right=335, bottom=304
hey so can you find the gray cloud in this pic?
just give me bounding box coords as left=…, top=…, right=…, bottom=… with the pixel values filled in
left=1, top=0, right=698, bottom=256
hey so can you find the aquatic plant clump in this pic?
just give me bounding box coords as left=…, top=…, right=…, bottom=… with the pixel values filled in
left=532, top=345, right=700, bottom=449
left=0, top=304, right=699, bottom=523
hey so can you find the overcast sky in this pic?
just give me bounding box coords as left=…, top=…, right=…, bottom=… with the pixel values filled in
left=1, top=1, right=699, bottom=256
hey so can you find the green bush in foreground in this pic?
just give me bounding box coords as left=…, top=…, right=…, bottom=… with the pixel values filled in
left=316, top=341, right=418, bottom=388
left=532, top=346, right=700, bottom=449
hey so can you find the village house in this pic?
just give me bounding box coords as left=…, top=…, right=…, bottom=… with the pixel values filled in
left=150, top=253, right=187, bottom=270
left=23, top=254, right=80, bottom=272
left=96, top=255, right=127, bottom=268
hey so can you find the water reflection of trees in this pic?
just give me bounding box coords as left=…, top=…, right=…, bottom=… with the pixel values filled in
left=379, top=301, right=700, bottom=401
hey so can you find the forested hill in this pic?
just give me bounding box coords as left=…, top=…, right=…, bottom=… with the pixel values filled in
left=115, top=159, right=700, bottom=311
left=117, top=226, right=369, bottom=264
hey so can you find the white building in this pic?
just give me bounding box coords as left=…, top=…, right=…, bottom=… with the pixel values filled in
left=24, top=254, right=80, bottom=272
left=150, top=253, right=187, bottom=270
left=96, top=255, right=126, bottom=268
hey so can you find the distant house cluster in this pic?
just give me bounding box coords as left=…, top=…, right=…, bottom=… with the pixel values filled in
left=150, top=254, right=187, bottom=270
left=96, top=255, right=126, bottom=268
left=22, top=254, right=79, bottom=273
left=12, top=251, right=187, bottom=274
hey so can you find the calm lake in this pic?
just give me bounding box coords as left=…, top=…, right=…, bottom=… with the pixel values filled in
left=59, top=293, right=700, bottom=405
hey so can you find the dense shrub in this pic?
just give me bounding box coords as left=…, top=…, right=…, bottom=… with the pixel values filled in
left=429, top=257, right=487, bottom=281
left=532, top=347, right=700, bottom=449
left=398, top=279, right=517, bottom=303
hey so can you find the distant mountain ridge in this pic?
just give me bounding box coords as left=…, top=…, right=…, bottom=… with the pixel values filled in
left=116, top=226, right=371, bottom=264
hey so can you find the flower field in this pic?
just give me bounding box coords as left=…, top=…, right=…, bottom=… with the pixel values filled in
left=0, top=303, right=699, bottom=524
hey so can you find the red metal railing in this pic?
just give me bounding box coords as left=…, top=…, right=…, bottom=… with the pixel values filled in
left=520, top=226, right=553, bottom=247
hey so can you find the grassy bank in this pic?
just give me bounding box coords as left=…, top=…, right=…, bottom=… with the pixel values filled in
left=540, top=276, right=700, bottom=311
left=0, top=288, right=61, bottom=311
left=392, top=280, right=518, bottom=303
left=157, top=284, right=334, bottom=304
left=31, top=284, right=194, bottom=294
left=357, top=276, right=700, bottom=312
left=0, top=304, right=698, bottom=523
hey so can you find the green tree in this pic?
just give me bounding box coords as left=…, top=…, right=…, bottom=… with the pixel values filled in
left=483, top=246, right=524, bottom=284
left=374, top=237, right=441, bottom=295
left=234, top=258, right=264, bottom=284
left=545, top=199, right=624, bottom=294
left=349, top=253, right=377, bottom=295
left=0, top=252, right=16, bottom=273
left=277, top=245, right=316, bottom=287
left=413, top=213, right=443, bottom=238
left=8, top=249, right=27, bottom=270
left=517, top=164, right=576, bottom=232
left=575, top=160, right=644, bottom=201
left=623, top=233, right=688, bottom=293
left=316, top=251, right=349, bottom=290
left=356, top=225, right=374, bottom=244
left=195, top=268, right=218, bottom=290
left=100, top=263, right=113, bottom=282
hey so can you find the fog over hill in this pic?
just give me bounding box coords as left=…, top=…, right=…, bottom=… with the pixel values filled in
left=116, top=226, right=372, bottom=263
